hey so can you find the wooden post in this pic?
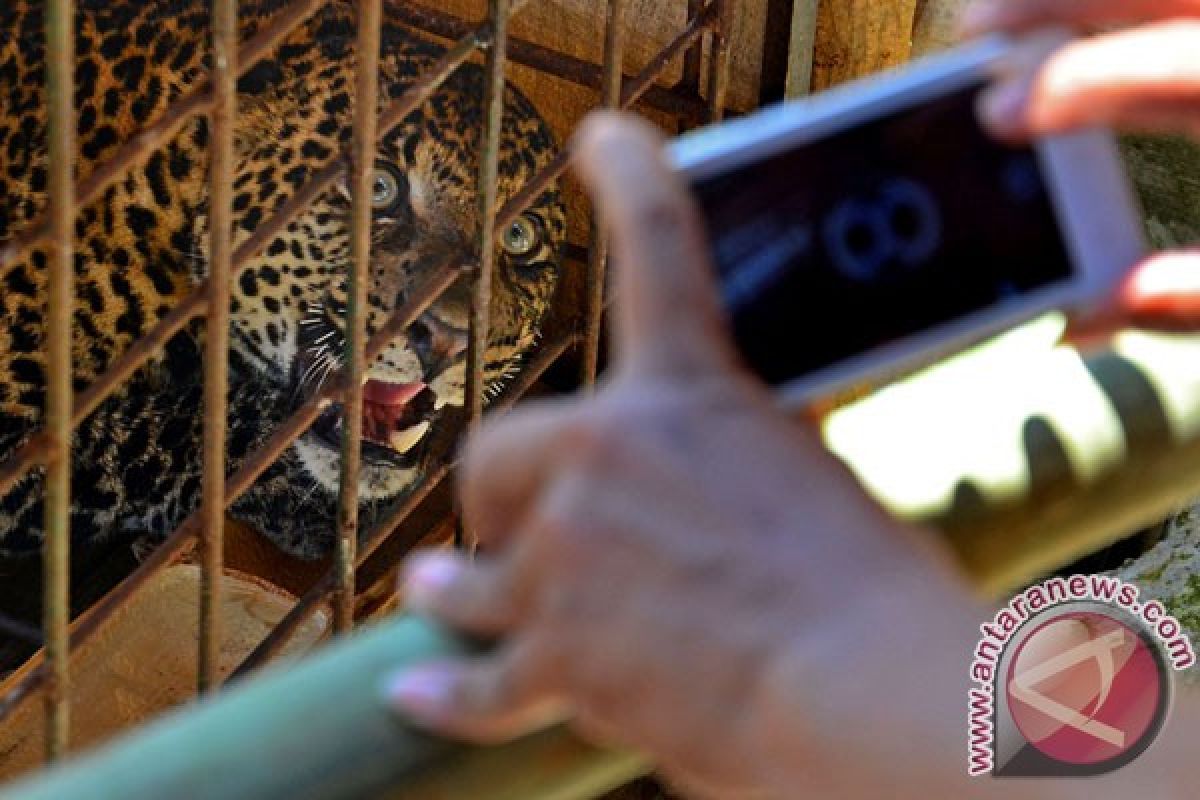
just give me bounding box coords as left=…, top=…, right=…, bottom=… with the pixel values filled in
left=784, top=0, right=820, bottom=98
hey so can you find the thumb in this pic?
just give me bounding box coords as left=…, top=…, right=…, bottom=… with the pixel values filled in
left=571, top=112, right=741, bottom=379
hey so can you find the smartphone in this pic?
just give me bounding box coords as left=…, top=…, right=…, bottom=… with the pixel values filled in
left=668, top=35, right=1146, bottom=407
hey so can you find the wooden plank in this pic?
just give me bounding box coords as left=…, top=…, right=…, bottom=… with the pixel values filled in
left=912, top=0, right=964, bottom=57
left=0, top=567, right=328, bottom=781
left=810, top=0, right=919, bottom=90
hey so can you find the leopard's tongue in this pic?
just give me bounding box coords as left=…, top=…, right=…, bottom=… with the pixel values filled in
left=362, top=380, right=427, bottom=447
left=363, top=380, right=426, bottom=408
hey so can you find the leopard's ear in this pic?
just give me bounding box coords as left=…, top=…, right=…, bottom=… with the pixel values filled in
left=232, top=77, right=317, bottom=159
left=232, top=90, right=284, bottom=158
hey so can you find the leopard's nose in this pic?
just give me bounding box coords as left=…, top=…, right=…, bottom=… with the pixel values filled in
left=410, top=311, right=467, bottom=375
left=433, top=267, right=475, bottom=320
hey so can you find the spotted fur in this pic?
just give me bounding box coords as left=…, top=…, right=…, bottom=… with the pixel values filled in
left=0, top=0, right=566, bottom=561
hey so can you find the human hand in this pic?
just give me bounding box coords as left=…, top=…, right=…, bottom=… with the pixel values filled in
left=962, top=0, right=1200, bottom=139
left=961, top=0, right=1200, bottom=338
left=384, top=113, right=996, bottom=798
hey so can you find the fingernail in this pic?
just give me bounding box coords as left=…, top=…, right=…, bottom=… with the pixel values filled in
left=979, top=82, right=1029, bottom=137
left=403, top=555, right=461, bottom=611
left=384, top=667, right=456, bottom=717
left=1127, top=257, right=1200, bottom=299
left=1120, top=256, right=1200, bottom=328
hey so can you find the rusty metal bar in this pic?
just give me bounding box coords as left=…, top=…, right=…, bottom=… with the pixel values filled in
left=469, top=0, right=509, bottom=430
left=491, top=335, right=579, bottom=416
left=333, top=0, right=384, bottom=635
left=581, top=0, right=628, bottom=387
left=0, top=0, right=326, bottom=276
left=0, top=0, right=717, bottom=718
left=388, top=3, right=707, bottom=120
left=707, top=0, right=736, bottom=122
left=682, top=0, right=708, bottom=95
left=42, top=0, right=75, bottom=762
left=459, top=0, right=510, bottom=552
left=0, top=4, right=509, bottom=501
left=198, top=0, right=239, bottom=694
left=233, top=332, right=576, bottom=676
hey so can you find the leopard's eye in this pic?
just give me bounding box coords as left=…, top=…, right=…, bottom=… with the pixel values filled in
left=502, top=214, right=540, bottom=258
left=370, top=165, right=407, bottom=213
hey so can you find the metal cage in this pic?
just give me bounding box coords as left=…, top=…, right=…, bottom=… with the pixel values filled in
left=0, top=0, right=775, bottom=766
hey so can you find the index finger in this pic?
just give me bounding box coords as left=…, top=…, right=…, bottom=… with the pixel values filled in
left=571, top=112, right=742, bottom=379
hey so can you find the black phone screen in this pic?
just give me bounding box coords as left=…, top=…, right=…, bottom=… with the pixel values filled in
left=691, top=84, right=1074, bottom=388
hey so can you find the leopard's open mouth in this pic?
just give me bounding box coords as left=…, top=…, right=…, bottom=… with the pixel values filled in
left=311, top=380, right=438, bottom=468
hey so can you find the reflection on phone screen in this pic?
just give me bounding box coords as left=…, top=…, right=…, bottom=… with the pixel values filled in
left=693, top=84, right=1073, bottom=387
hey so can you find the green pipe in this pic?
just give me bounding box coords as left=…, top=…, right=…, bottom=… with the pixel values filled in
left=0, top=617, right=649, bottom=800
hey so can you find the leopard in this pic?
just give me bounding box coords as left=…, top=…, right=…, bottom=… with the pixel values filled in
left=0, top=0, right=566, bottom=581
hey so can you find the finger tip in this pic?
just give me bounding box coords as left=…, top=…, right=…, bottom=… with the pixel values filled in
left=1125, top=254, right=1193, bottom=291
left=1120, top=255, right=1200, bottom=318
left=569, top=112, right=628, bottom=165
left=976, top=84, right=1032, bottom=142
left=401, top=551, right=464, bottom=609
left=571, top=111, right=659, bottom=148
left=569, top=112, right=668, bottom=185
left=382, top=664, right=457, bottom=718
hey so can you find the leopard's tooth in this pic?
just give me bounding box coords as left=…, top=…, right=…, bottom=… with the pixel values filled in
left=388, top=421, right=430, bottom=454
